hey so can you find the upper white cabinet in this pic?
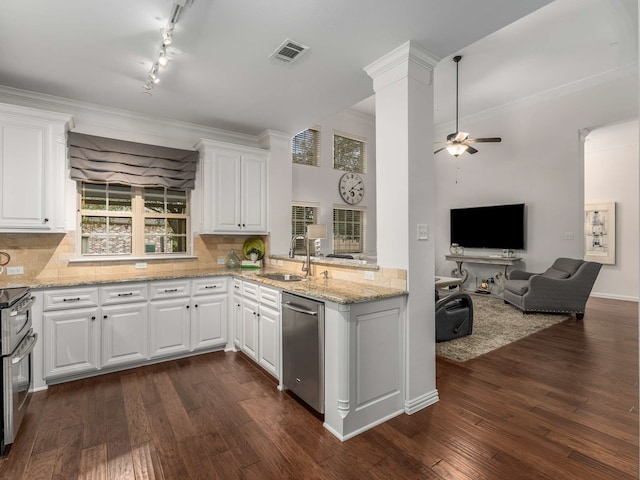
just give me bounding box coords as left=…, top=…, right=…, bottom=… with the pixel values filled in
left=196, top=139, right=269, bottom=234
left=0, top=103, right=72, bottom=233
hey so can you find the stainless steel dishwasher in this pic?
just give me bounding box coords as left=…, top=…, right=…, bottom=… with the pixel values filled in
left=282, top=292, right=325, bottom=414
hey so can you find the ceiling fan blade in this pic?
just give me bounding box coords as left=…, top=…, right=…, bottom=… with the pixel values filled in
left=466, top=146, right=479, bottom=154
left=466, top=137, right=502, bottom=144
left=434, top=146, right=447, bottom=154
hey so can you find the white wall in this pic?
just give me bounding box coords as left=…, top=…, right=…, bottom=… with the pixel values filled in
left=434, top=68, right=639, bottom=293
left=584, top=119, right=639, bottom=301
left=291, top=110, right=376, bottom=256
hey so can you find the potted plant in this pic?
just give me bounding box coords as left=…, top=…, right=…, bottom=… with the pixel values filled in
left=247, top=247, right=261, bottom=262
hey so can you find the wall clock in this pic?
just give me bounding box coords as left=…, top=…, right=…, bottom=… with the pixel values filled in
left=339, top=172, right=364, bottom=205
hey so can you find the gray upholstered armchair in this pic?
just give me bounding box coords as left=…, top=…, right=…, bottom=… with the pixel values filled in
left=503, top=258, right=601, bottom=319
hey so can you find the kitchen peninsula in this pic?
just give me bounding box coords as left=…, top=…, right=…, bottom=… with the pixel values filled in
left=25, top=268, right=407, bottom=442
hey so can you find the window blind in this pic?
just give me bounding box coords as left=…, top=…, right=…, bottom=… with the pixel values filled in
left=292, top=128, right=320, bottom=166
left=68, top=132, right=198, bottom=190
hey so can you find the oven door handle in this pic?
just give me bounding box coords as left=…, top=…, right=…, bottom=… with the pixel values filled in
left=10, top=296, right=36, bottom=317
left=12, top=333, right=37, bottom=365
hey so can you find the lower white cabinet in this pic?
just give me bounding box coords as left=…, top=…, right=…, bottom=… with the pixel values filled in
left=257, top=304, right=279, bottom=377
left=236, top=280, right=281, bottom=379
left=148, top=297, right=191, bottom=359
left=101, top=302, right=148, bottom=368
left=191, top=293, right=227, bottom=351
left=44, top=307, right=100, bottom=378
left=241, top=297, right=259, bottom=361
left=232, top=280, right=243, bottom=349
left=42, top=276, right=230, bottom=382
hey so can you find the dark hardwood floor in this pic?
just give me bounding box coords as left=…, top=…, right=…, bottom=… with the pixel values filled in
left=1, top=297, right=637, bottom=479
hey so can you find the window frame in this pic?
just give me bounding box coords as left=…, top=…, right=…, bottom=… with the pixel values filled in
left=332, top=206, right=366, bottom=254
left=333, top=130, right=367, bottom=174
left=76, top=182, right=192, bottom=259
left=292, top=128, right=321, bottom=167
left=291, top=203, right=319, bottom=255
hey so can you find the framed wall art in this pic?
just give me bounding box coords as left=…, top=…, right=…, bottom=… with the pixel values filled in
left=584, top=202, right=615, bottom=265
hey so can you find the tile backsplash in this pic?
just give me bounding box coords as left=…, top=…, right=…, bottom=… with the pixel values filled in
left=0, top=232, right=258, bottom=286
left=0, top=232, right=406, bottom=290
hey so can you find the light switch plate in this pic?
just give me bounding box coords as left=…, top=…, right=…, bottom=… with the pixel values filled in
left=417, top=224, right=429, bottom=240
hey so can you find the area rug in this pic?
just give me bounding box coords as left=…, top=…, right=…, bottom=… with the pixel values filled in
left=436, top=294, right=571, bottom=362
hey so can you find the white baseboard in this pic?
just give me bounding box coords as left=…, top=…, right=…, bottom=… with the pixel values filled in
left=323, top=408, right=405, bottom=442
left=590, top=292, right=639, bottom=302
left=404, top=389, right=439, bottom=414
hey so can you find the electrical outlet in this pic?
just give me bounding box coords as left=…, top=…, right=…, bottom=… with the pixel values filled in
left=364, top=271, right=375, bottom=281
left=564, top=232, right=574, bottom=240
left=135, top=262, right=147, bottom=269
left=217, top=257, right=226, bottom=265
left=6, top=266, right=23, bottom=275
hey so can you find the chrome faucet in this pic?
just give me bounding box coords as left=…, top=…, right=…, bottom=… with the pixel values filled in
left=289, top=234, right=311, bottom=276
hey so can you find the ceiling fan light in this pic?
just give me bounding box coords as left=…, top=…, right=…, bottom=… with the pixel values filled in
left=446, top=144, right=468, bottom=157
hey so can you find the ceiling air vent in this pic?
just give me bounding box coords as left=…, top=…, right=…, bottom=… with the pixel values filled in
left=269, top=38, right=309, bottom=63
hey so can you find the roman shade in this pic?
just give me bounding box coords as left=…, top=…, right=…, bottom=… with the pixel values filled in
left=68, top=132, right=198, bottom=190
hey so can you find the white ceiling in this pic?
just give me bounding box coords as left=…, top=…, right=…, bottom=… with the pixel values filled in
left=0, top=0, right=636, bottom=137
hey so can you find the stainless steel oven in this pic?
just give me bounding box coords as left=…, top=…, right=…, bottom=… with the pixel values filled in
left=0, top=287, right=37, bottom=456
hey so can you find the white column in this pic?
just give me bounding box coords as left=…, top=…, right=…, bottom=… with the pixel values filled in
left=365, top=41, right=440, bottom=411
left=258, top=129, right=293, bottom=256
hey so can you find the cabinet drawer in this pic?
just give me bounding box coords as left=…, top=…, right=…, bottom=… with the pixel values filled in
left=259, top=286, right=280, bottom=309
left=242, top=280, right=259, bottom=301
left=149, top=280, right=190, bottom=300
left=192, top=277, right=228, bottom=296
left=101, top=283, right=148, bottom=305
left=232, top=279, right=242, bottom=296
left=43, top=287, right=99, bottom=311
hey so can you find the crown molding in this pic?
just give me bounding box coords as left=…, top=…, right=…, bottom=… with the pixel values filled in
left=365, top=41, right=441, bottom=91
left=0, top=85, right=261, bottom=149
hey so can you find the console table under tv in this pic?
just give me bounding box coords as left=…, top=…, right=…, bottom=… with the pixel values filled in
left=445, top=254, right=523, bottom=286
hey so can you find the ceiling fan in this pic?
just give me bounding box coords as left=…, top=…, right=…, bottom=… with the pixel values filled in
left=434, top=55, right=502, bottom=157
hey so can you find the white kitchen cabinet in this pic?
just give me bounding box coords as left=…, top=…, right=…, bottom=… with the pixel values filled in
left=196, top=139, right=268, bottom=234
left=241, top=297, right=259, bottom=361
left=0, top=103, right=71, bottom=233
left=236, top=280, right=281, bottom=379
left=191, top=277, right=229, bottom=351
left=44, top=307, right=100, bottom=379
left=232, top=279, right=243, bottom=349
left=148, top=297, right=191, bottom=359
left=257, top=303, right=280, bottom=377
left=101, top=302, right=148, bottom=368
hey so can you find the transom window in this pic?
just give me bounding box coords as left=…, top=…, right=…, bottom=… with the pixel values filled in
left=79, top=182, right=189, bottom=256
left=333, top=131, right=366, bottom=173
left=292, top=128, right=320, bottom=166
left=291, top=204, right=319, bottom=255
left=333, top=207, right=364, bottom=254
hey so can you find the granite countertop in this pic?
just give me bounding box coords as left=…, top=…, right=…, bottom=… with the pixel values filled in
left=9, top=268, right=406, bottom=305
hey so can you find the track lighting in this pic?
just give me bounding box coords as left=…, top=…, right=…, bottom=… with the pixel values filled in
left=158, top=48, right=172, bottom=67
left=143, top=1, right=192, bottom=94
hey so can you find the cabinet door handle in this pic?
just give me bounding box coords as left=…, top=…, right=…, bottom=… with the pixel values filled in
left=103, top=315, right=107, bottom=319
left=117, top=292, right=134, bottom=297
left=204, top=285, right=217, bottom=289
left=91, top=316, right=96, bottom=321
left=63, top=297, right=81, bottom=302
left=195, top=304, right=198, bottom=308
left=186, top=305, right=190, bottom=309
left=164, top=288, right=178, bottom=293
left=242, top=223, right=246, bottom=227
left=43, top=218, right=49, bottom=223
left=237, top=223, right=241, bottom=227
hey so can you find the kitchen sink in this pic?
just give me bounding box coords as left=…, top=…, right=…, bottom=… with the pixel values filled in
left=258, top=273, right=304, bottom=282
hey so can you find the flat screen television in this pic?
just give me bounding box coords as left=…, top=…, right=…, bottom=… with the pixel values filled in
left=450, top=203, right=525, bottom=250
